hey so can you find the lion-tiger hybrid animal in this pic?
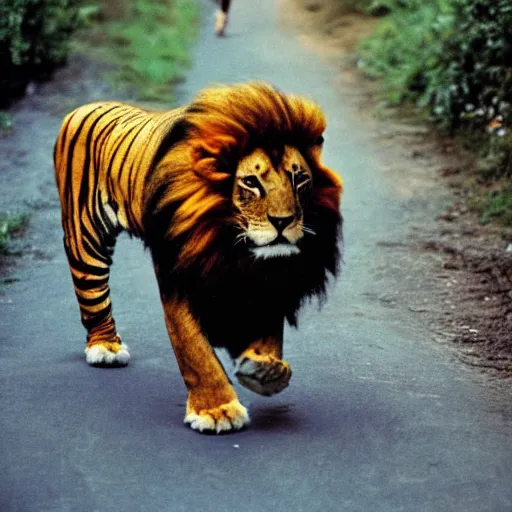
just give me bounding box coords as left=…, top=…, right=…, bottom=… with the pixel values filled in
left=54, top=82, right=343, bottom=433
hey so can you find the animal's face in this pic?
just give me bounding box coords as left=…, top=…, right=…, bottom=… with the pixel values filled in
left=232, top=145, right=313, bottom=259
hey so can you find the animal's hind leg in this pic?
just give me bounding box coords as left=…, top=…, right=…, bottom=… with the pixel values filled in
left=64, top=234, right=130, bottom=367
left=234, top=319, right=292, bottom=396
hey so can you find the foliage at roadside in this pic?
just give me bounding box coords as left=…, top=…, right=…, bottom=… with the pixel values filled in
left=76, top=0, right=198, bottom=103
left=0, top=212, right=29, bottom=254
left=357, top=0, right=512, bottom=226
left=0, top=0, right=81, bottom=107
left=333, top=0, right=410, bottom=15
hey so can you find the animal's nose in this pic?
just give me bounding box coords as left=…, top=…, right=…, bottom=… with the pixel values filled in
left=267, top=214, right=295, bottom=233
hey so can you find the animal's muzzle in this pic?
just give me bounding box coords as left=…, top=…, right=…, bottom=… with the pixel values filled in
left=267, top=214, right=295, bottom=234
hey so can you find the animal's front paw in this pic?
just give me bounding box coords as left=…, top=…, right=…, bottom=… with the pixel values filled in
left=235, top=351, right=292, bottom=396
left=85, top=338, right=130, bottom=367
left=184, top=398, right=249, bottom=434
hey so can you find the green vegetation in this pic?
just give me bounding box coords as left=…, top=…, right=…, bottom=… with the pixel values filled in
left=334, top=0, right=417, bottom=15
left=0, top=112, right=12, bottom=136
left=0, top=0, right=81, bottom=107
left=355, top=0, right=512, bottom=226
left=1, top=0, right=198, bottom=106
left=0, top=212, right=29, bottom=254
left=76, top=0, right=198, bottom=102
left=1, top=0, right=197, bottom=264
left=479, top=190, right=512, bottom=226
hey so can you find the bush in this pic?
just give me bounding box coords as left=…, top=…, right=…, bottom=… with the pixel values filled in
left=359, top=0, right=512, bottom=133
left=359, top=0, right=512, bottom=224
left=0, top=0, right=81, bottom=106
left=358, top=1, right=456, bottom=106
left=77, top=0, right=198, bottom=103
left=110, top=0, right=197, bottom=101
left=426, top=1, right=512, bottom=133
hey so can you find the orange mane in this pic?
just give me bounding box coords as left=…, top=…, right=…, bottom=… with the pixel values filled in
left=144, top=82, right=342, bottom=272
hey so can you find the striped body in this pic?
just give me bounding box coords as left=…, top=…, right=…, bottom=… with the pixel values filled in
left=53, top=82, right=342, bottom=433
left=54, top=102, right=184, bottom=342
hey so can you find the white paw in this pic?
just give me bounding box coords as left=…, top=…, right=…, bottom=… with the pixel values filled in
left=184, top=399, right=249, bottom=434
left=85, top=343, right=130, bottom=366
left=235, top=355, right=291, bottom=396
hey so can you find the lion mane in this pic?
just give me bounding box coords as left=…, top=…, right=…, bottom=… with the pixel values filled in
left=142, top=82, right=343, bottom=358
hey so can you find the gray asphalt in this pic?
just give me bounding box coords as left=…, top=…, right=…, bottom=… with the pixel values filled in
left=2, top=1, right=512, bottom=511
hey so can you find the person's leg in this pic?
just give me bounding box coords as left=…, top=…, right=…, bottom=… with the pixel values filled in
left=215, top=0, right=231, bottom=36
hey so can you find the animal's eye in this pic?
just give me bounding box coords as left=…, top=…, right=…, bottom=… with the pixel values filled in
left=315, top=135, right=324, bottom=146
left=241, top=176, right=259, bottom=188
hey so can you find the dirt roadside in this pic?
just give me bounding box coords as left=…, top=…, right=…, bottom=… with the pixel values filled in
left=280, top=0, right=512, bottom=374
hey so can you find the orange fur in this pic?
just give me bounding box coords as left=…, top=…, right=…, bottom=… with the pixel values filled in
left=54, top=81, right=342, bottom=433
left=148, top=82, right=342, bottom=268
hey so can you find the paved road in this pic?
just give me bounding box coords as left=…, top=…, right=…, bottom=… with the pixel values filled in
left=2, top=1, right=512, bottom=511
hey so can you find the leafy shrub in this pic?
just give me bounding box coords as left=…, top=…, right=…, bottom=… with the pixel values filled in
left=358, top=1, right=456, bottom=105
left=0, top=0, right=80, bottom=106
left=359, top=0, right=512, bottom=134
left=425, top=1, right=512, bottom=132
left=111, top=0, right=197, bottom=101
left=359, top=0, right=512, bottom=224
left=78, top=0, right=198, bottom=103
left=479, top=189, right=512, bottom=226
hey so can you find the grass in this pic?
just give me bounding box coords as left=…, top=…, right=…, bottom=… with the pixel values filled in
left=75, top=0, right=198, bottom=103
left=2, top=1, right=197, bottom=265
left=461, top=131, right=512, bottom=227
left=0, top=212, right=30, bottom=254
left=470, top=185, right=512, bottom=228
left=480, top=192, right=512, bottom=226
left=354, top=0, right=512, bottom=228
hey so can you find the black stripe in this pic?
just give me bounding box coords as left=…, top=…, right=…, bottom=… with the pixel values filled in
left=82, top=304, right=112, bottom=329
left=65, top=245, right=109, bottom=277
left=118, top=110, right=143, bottom=127
left=55, top=112, right=75, bottom=190
left=65, top=106, right=119, bottom=244
left=83, top=222, right=113, bottom=253
left=117, top=117, right=152, bottom=184
left=96, top=118, right=149, bottom=236
left=97, top=192, right=122, bottom=237
left=105, top=116, right=145, bottom=183
left=78, top=108, right=123, bottom=238
left=82, top=232, right=112, bottom=266
left=94, top=116, right=119, bottom=172
left=78, top=289, right=110, bottom=307
left=72, top=275, right=109, bottom=290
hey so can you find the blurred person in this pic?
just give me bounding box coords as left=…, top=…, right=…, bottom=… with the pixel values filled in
left=214, top=0, right=231, bottom=36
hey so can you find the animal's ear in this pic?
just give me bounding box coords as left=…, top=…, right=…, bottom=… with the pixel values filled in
left=192, top=143, right=233, bottom=183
